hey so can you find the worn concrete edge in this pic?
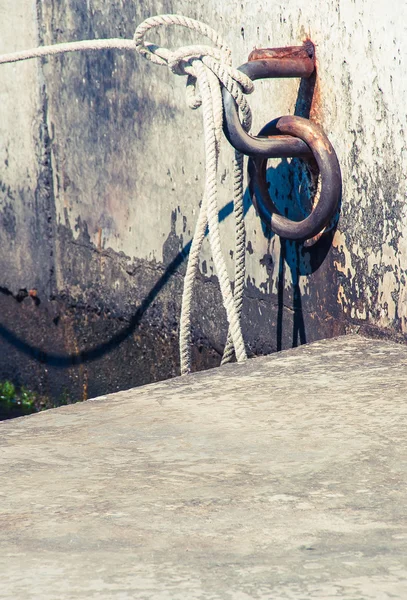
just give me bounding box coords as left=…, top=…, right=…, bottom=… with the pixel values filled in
left=1, top=331, right=401, bottom=428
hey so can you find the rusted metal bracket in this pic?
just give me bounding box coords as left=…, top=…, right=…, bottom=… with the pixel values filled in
left=222, top=42, right=315, bottom=158
left=248, top=41, right=315, bottom=77
left=222, top=42, right=341, bottom=241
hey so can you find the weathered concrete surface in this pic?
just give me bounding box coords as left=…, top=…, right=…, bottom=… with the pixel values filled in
left=1, top=334, right=407, bottom=599
left=0, top=1, right=406, bottom=401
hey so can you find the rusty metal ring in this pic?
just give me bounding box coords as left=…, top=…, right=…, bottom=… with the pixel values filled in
left=248, top=116, right=342, bottom=240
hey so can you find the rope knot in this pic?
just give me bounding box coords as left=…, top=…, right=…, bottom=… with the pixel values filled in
left=165, top=46, right=219, bottom=77
left=134, top=15, right=254, bottom=117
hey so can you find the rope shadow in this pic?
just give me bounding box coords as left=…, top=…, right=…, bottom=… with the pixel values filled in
left=254, top=69, right=341, bottom=350
left=0, top=201, right=242, bottom=368
left=0, top=70, right=339, bottom=366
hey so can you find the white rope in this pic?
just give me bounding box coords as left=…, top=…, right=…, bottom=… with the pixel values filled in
left=134, top=15, right=252, bottom=373
left=0, top=13, right=253, bottom=374
left=0, top=39, right=137, bottom=65
left=221, top=150, right=246, bottom=365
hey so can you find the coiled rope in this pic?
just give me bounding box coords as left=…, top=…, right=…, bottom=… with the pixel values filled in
left=0, top=14, right=253, bottom=374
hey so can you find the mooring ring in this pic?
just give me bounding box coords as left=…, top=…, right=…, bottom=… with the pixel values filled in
left=248, top=116, right=342, bottom=240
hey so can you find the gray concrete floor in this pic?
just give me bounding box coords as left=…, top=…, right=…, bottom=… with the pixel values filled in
left=1, top=334, right=407, bottom=599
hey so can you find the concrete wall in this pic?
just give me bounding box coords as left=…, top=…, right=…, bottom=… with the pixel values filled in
left=0, top=0, right=406, bottom=402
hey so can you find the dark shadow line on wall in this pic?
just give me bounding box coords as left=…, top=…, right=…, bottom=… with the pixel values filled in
left=274, top=228, right=337, bottom=352
left=276, top=240, right=309, bottom=352
left=0, top=240, right=190, bottom=368
left=0, top=201, right=243, bottom=368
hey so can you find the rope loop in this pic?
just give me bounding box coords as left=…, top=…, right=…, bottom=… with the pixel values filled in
left=133, top=14, right=232, bottom=65
left=133, top=14, right=253, bottom=116
left=133, top=15, right=252, bottom=373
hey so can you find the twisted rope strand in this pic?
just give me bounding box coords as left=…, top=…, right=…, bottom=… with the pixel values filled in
left=179, top=193, right=208, bottom=375
left=192, top=59, right=247, bottom=365
left=0, top=39, right=137, bottom=65
left=221, top=150, right=246, bottom=365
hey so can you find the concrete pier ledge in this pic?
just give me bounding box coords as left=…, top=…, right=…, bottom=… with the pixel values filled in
left=1, top=334, right=407, bottom=599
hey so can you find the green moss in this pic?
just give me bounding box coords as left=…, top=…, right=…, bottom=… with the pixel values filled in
left=0, top=381, right=39, bottom=420
left=0, top=381, right=78, bottom=421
